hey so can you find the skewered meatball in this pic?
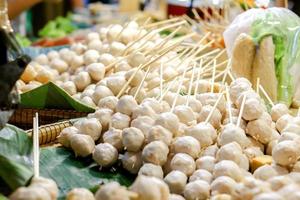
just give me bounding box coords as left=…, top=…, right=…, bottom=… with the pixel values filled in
left=138, top=163, right=164, bottom=179
left=142, top=141, right=169, bottom=166
left=121, top=151, right=143, bottom=174
left=170, top=153, right=196, bottom=176
left=183, top=180, right=210, bottom=200
left=93, top=143, right=118, bottom=167
left=122, top=127, right=145, bottom=152
left=171, top=136, right=201, bottom=159
left=164, top=170, right=187, bottom=194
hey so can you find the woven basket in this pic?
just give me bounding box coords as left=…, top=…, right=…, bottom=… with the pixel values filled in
left=9, top=108, right=88, bottom=130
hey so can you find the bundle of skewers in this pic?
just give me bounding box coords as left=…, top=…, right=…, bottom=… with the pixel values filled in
left=10, top=15, right=300, bottom=200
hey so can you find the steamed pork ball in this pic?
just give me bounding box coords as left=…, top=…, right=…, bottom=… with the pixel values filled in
left=92, top=85, right=114, bottom=104
left=10, top=186, right=52, bottom=200
left=197, top=105, right=222, bottom=129
left=70, top=43, right=86, bottom=55
left=129, top=175, right=170, bottom=200
left=78, top=118, right=102, bottom=141
left=35, top=54, right=49, bottom=65
left=59, top=49, right=76, bottom=65
left=35, top=69, right=54, bottom=84
left=170, top=153, right=196, bottom=176
left=86, top=63, right=106, bottom=82
left=276, top=114, right=294, bottom=133
left=185, top=122, right=216, bottom=148
left=99, top=53, right=115, bottom=66
left=74, top=71, right=92, bottom=91
left=271, top=103, right=289, bottom=122
left=58, top=126, right=79, bottom=148
left=272, top=140, right=300, bottom=166
left=114, top=61, right=132, bottom=72
left=128, top=87, right=147, bottom=104
left=122, top=151, right=143, bottom=174
left=95, top=181, right=137, bottom=200
left=88, top=39, right=102, bottom=52
left=195, top=156, right=216, bottom=173
left=107, top=24, right=123, bottom=42
left=247, top=119, right=273, bottom=144
left=91, top=108, right=113, bottom=131
left=125, top=68, right=144, bottom=87
left=98, top=27, right=108, bottom=41
left=173, top=105, right=196, bottom=125
left=186, top=97, right=202, bottom=113
left=49, top=58, right=68, bottom=74
left=93, top=143, right=118, bottom=167
left=66, top=188, right=95, bottom=200
left=196, top=93, right=226, bottom=114
left=171, top=136, right=201, bottom=159
left=210, top=176, right=237, bottom=196
left=155, top=112, right=180, bottom=136
left=70, top=134, right=95, bottom=157
left=98, top=96, right=118, bottom=111
left=169, top=194, right=185, bottom=200
left=128, top=52, right=147, bottom=68
left=216, top=142, right=244, bottom=166
left=111, top=112, right=131, bottom=129
left=138, top=163, right=164, bottom=179
left=116, top=95, right=138, bottom=116
left=131, top=116, right=155, bottom=137
left=61, top=81, right=77, bottom=96
left=102, top=128, right=123, bottom=151
left=189, top=169, right=213, bottom=184
left=242, top=98, right=264, bottom=121
left=141, top=98, right=162, bottom=113
left=132, top=104, right=157, bottom=120
left=30, top=176, right=58, bottom=200
left=213, top=160, right=243, bottom=182
left=86, top=32, right=100, bottom=42
left=229, top=79, right=252, bottom=103
left=81, top=96, right=96, bottom=107
left=218, top=123, right=250, bottom=148
left=122, top=127, right=145, bottom=152
left=253, top=164, right=287, bottom=181
left=146, top=125, right=173, bottom=146
left=164, top=170, right=188, bottom=194
left=183, top=180, right=210, bottom=200
left=142, top=141, right=169, bottom=166
left=106, top=76, right=127, bottom=95
left=83, top=49, right=100, bottom=65
left=110, top=41, right=126, bottom=56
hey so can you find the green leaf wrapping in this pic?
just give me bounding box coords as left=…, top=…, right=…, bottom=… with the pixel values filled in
left=20, top=82, right=95, bottom=112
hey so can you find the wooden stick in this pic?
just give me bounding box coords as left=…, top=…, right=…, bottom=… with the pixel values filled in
left=143, top=17, right=181, bottom=28
left=158, top=77, right=178, bottom=102
left=225, top=83, right=233, bottom=124
left=259, top=85, right=275, bottom=107
left=211, top=59, right=216, bottom=93
left=194, top=48, right=220, bottom=62
left=160, top=62, right=164, bottom=99
left=171, top=61, right=189, bottom=111
left=228, top=70, right=235, bottom=81
left=142, top=17, right=152, bottom=26
left=256, top=78, right=260, bottom=94
left=192, top=8, right=201, bottom=21
left=134, top=66, right=151, bottom=99
left=33, top=113, right=39, bottom=178
left=204, top=92, right=224, bottom=124
left=237, top=94, right=247, bottom=127
left=194, top=59, right=203, bottom=96
left=186, top=62, right=196, bottom=106
left=221, top=59, right=231, bottom=85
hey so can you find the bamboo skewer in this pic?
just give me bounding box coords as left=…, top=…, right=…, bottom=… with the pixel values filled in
left=211, top=59, right=216, bottom=93
left=259, top=85, right=275, bottom=107
left=143, top=17, right=182, bottom=28
left=237, top=94, right=247, bottom=127
left=134, top=66, right=151, bottom=99
left=205, top=92, right=224, bottom=124
left=33, top=113, right=39, bottom=178
left=225, top=83, right=233, bottom=124
left=186, top=62, right=196, bottom=106
left=194, top=59, right=203, bottom=96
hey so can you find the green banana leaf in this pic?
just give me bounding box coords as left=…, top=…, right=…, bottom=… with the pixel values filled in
left=0, top=125, right=33, bottom=191
left=40, top=147, right=135, bottom=200
left=20, top=82, right=95, bottom=113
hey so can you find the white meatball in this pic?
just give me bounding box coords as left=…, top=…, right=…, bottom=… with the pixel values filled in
left=168, top=194, right=185, bottom=200
left=138, top=163, right=164, bottom=179
left=246, top=119, right=273, bottom=144
left=242, top=98, right=264, bottom=121
left=106, top=76, right=127, bottom=96
left=47, top=50, right=60, bottom=60
left=130, top=175, right=170, bottom=200
left=78, top=118, right=102, bottom=141
left=131, top=116, right=155, bottom=137
left=70, top=134, right=95, bottom=157
left=125, top=68, right=144, bottom=87
left=189, top=169, right=213, bottom=184
left=253, top=192, right=284, bottom=200
left=83, top=49, right=99, bottom=65
left=98, top=96, right=118, bottom=111
left=132, top=104, right=157, bottom=119
left=216, top=142, right=244, bottom=165
left=183, top=180, right=210, bottom=200
left=62, top=81, right=77, bottom=96
left=128, top=52, right=146, bottom=67
left=142, top=141, right=169, bottom=166
left=196, top=156, right=216, bottom=173
left=87, top=39, right=102, bottom=52
left=115, top=61, right=131, bottom=72
left=74, top=71, right=91, bottom=91
left=211, top=176, right=237, bottom=196
left=92, top=85, right=114, bottom=103
left=95, top=181, right=135, bottom=200
left=92, top=108, right=113, bottom=131
left=271, top=103, right=289, bottom=122
left=171, top=136, right=201, bottom=159
left=146, top=125, right=173, bottom=146
left=173, top=105, right=196, bottom=125
left=213, top=160, right=243, bottom=182
left=202, top=144, right=219, bottom=157
left=116, top=95, right=138, bottom=116
left=170, top=153, right=196, bottom=176
left=272, top=140, right=300, bottom=166
left=155, top=112, right=180, bottom=136
left=93, top=143, right=118, bottom=167
left=111, top=112, right=131, bottom=129
left=99, top=53, right=115, bottom=66
left=229, top=78, right=252, bottom=103
left=110, top=42, right=126, bottom=56
left=107, top=24, right=123, bottom=42
left=35, top=54, right=49, bottom=65
left=197, top=105, right=222, bottom=129
left=66, top=188, right=95, bottom=200
left=244, top=147, right=264, bottom=161
left=186, top=97, right=202, bottom=113
left=103, top=128, right=123, bottom=151
left=185, top=122, right=216, bottom=148
left=253, top=165, right=282, bottom=181
left=86, top=63, right=105, bottom=82
left=276, top=114, right=293, bottom=133
left=164, top=170, right=187, bottom=194
left=58, top=126, right=78, bottom=148
left=122, top=151, right=143, bottom=174
left=267, top=175, right=292, bottom=191
left=122, top=127, right=144, bottom=152
left=87, top=32, right=100, bottom=42
left=218, top=123, right=250, bottom=148
left=50, top=58, right=68, bottom=73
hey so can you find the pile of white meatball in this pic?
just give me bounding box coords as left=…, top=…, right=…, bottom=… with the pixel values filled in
left=52, top=76, right=300, bottom=200
left=16, top=20, right=198, bottom=109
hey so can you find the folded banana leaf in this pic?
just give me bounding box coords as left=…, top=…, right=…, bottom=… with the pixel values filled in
left=20, top=82, right=95, bottom=113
